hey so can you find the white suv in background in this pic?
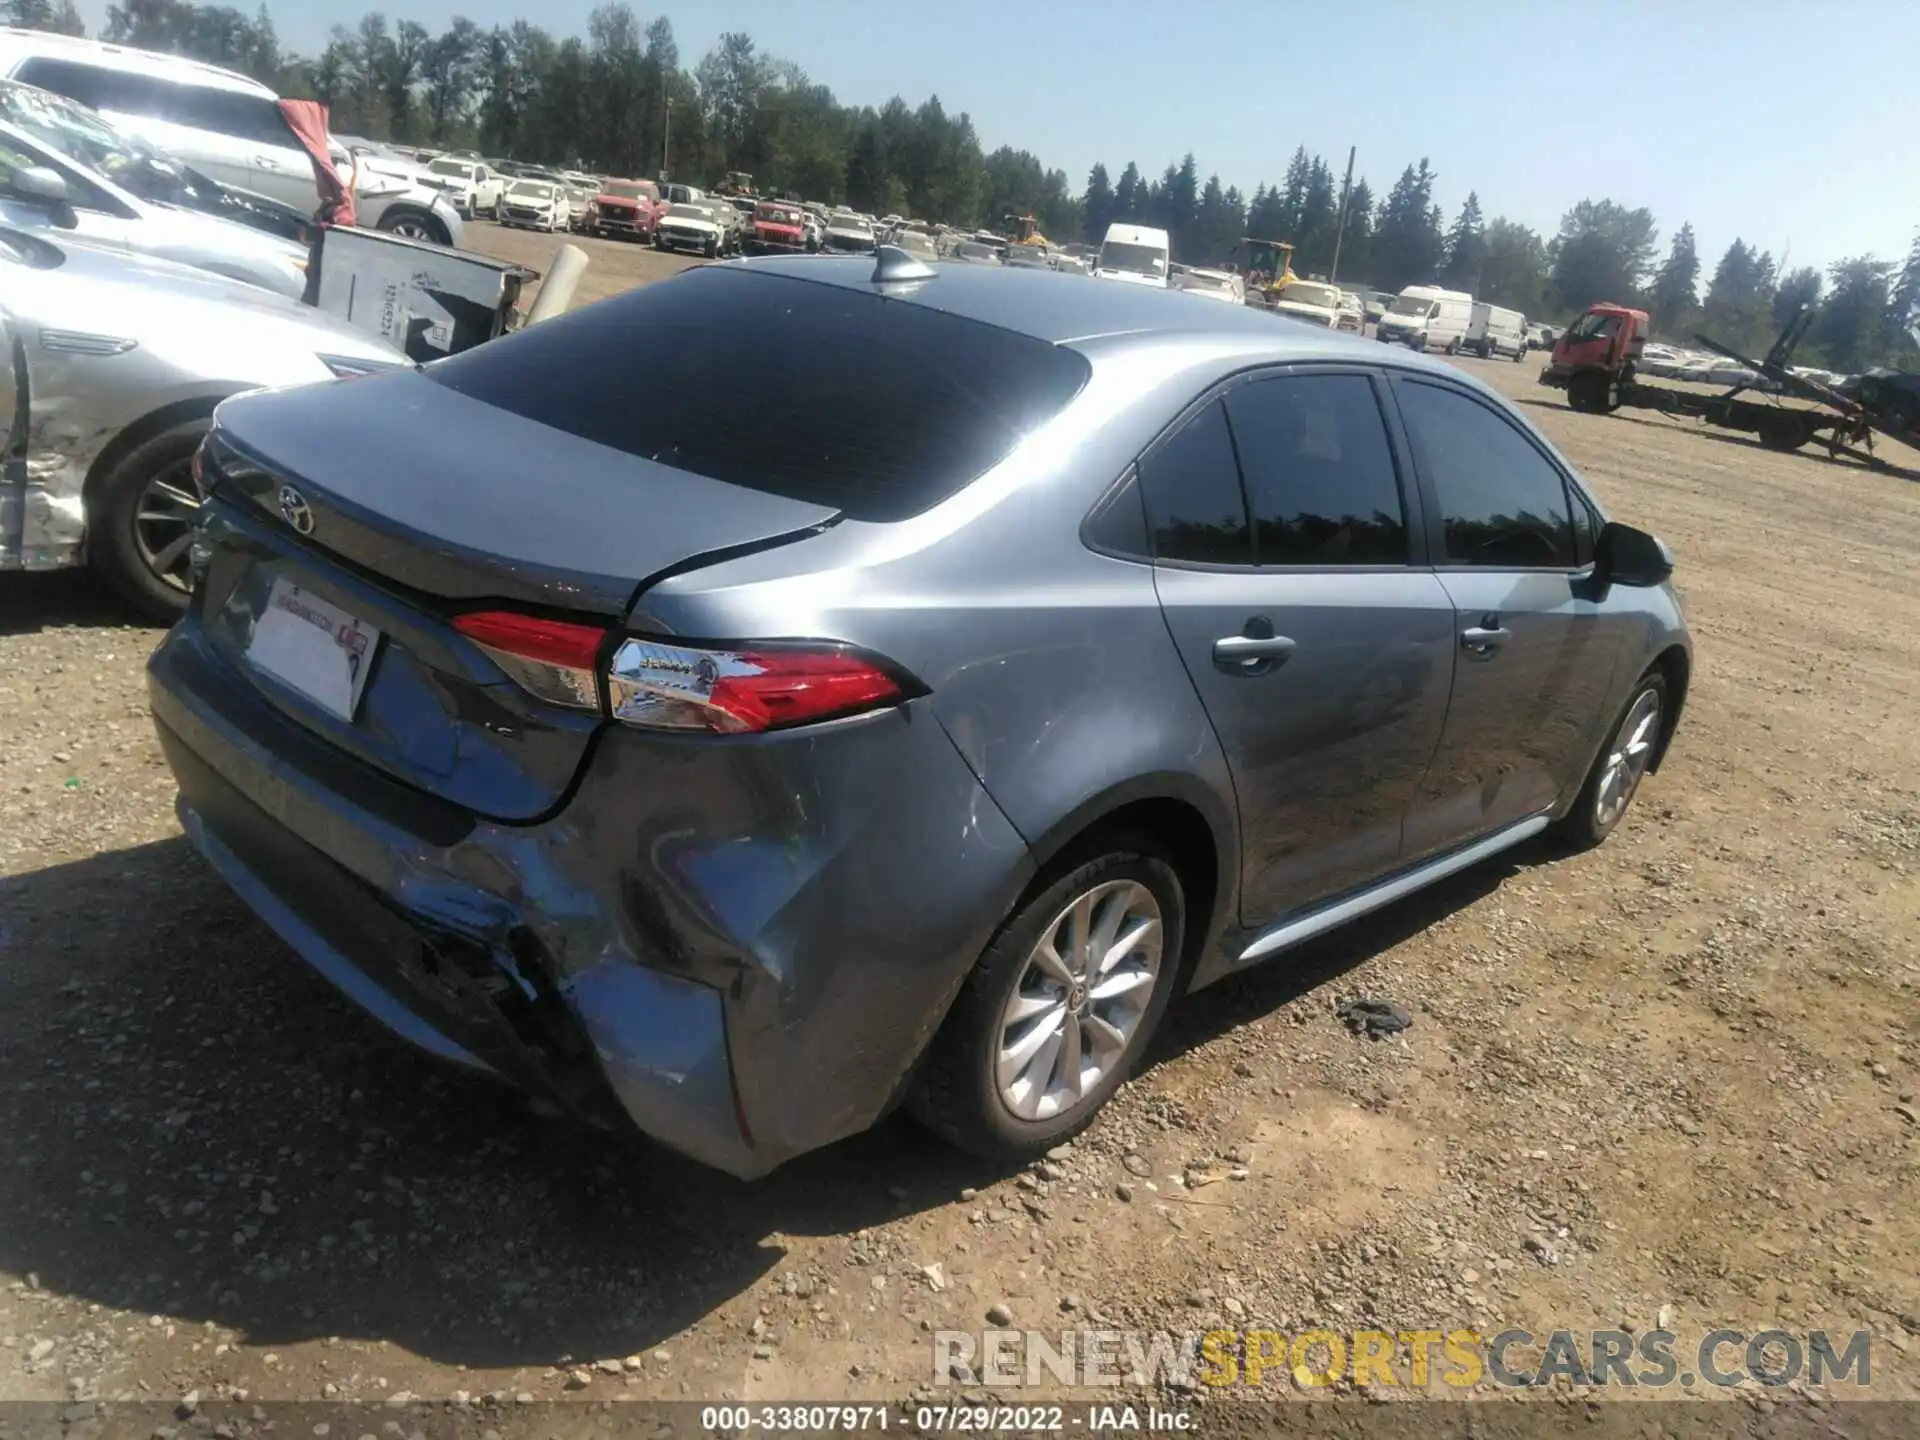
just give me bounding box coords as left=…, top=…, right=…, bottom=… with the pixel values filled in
left=422, top=156, right=503, bottom=219
left=0, top=30, right=463, bottom=246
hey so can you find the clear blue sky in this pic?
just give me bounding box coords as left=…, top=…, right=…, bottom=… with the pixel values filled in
left=82, top=0, right=1918, bottom=277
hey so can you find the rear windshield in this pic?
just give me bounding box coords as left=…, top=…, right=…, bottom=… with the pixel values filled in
left=425, top=267, right=1091, bottom=522
left=15, top=57, right=292, bottom=148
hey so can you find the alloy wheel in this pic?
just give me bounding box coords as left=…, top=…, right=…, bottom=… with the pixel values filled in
left=1595, top=686, right=1661, bottom=831
left=132, top=455, right=206, bottom=595
left=996, top=880, right=1162, bottom=1121
left=386, top=217, right=432, bottom=240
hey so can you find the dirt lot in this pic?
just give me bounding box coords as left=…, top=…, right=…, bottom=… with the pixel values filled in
left=3, top=228, right=1919, bottom=1427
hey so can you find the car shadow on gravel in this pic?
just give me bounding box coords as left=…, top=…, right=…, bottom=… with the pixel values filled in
left=0, top=831, right=1553, bottom=1371
left=0, top=836, right=1006, bottom=1371
left=0, top=570, right=157, bottom=636
left=1148, top=840, right=1552, bottom=1062
left=1508, top=395, right=1920, bottom=481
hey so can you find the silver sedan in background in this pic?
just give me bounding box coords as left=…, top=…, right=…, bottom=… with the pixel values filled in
left=0, top=225, right=406, bottom=617
left=0, top=80, right=311, bottom=296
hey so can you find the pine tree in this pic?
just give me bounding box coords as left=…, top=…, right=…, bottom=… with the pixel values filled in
left=1891, top=230, right=1920, bottom=354
left=1815, top=257, right=1895, bottom=372
left=1701, top=239, right=1775, bottom=354
left=1771, top=266, right=1822, bottom=334
left=1478, top=218, right=1546, bottom=314
left=6, top=0, right=84, bottom=33
left=1247, top=183, right=1285, bottom=243
left=1293, top=157, right=1337, bottom=274
left=1371, top=159, right=1443, bottom=291
left=1165, top=152, right=1200, bottom=260
left=1112, top=161, right=1143, bottom=221
left=1276, top=145, right=1310, bottom=238
left=1439, top=191, right=1485, bottom=292
left=1196, top=173, right=1239, bottom=266
left=1650, top=223, right=1701, bottom=336
left=1081, top=162, right=1115, bottom=244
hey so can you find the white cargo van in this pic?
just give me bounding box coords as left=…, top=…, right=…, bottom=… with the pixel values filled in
left=1466, top=302, right=1528, bottom=360
left=1094, top=222, right=1170, bottom=288
left=1375, top=284, right=1473, bottom=352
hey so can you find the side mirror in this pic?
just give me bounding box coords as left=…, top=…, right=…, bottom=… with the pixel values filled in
left=1594, top=521, right=1673, bottom=587
left=13, top=164, right=77, bottom=228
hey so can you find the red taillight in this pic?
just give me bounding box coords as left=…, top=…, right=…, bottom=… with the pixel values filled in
left=714, top=650, right=904, bottom=731
left=455, top=614, right=916, bottom=733
left=607, top=638, right=909, bottom=734
left=454, top=610, right=607, bottom=712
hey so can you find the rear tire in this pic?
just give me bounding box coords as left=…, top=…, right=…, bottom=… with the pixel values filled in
left=89, top=419, right=210, bottom=624
left=1758, top=411, right=1811, bottom=452
left=915, top=838, right=1186, bottom=1161
left=1553, top=672, right=1668, bottom=851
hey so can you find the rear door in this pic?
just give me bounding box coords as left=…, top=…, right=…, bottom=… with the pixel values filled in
left=1389, top=376, right=1624, bottom=858
left=1145, top=368, right=1457, bottom=929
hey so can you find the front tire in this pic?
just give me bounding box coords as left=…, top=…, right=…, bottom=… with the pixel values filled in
left=915, top=838, right=1186, bottom=1160
left=1567, top=371, right=1615, bottom=414
left=90, top=419, right=211, bottom=623
left=1553, top=672, right=1668, bottom=850
left=375, top=210, right=448, bottom=245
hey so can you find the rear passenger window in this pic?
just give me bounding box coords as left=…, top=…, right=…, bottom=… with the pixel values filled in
left=1137, top=400, right=1252, bottom=564
left=1225, top=373, right=1407, bottom=565
left=166, top=88, right=296, bottom=147
left=1396, top=380, right=1578, bottom=568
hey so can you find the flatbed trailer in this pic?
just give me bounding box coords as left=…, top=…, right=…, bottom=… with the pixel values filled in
left=1541, top=303, right=1920, bottom=469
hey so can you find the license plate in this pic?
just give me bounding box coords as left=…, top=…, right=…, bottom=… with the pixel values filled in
left=246, top=577, right=381, bottom=722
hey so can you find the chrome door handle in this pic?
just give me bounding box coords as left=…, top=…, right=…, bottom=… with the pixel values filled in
left=1213, top=634, right=1297, bottom=671
left=254, top=155, right=284, bottom=169
left=1460, top=625, right=1511, bottom=657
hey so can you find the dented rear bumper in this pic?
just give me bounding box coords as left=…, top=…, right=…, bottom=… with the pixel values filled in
left=148, top=611, right=1034, bottom=1178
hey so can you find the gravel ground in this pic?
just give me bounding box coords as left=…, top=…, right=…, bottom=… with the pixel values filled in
left=3, top=234, right=1919, bottom=1428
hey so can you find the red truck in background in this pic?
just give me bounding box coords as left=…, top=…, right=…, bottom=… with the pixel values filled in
left=589, top=178, right=662, bottom=242
left=1542, top=301, right=1920, bottom=466
left=747, top=198, right=813, bottom=255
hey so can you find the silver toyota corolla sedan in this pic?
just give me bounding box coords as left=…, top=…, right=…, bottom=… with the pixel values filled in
left=0, top=226, right=406, bottom=615
left=148, top=252, right=1690, bottom=1178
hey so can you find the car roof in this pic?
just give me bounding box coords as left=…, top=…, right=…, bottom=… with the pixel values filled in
left=731, top=255, right=1459, bottom=354
left=0, top=27, right=271, bottom=95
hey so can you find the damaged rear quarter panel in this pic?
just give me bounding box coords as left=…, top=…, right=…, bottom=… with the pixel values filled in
left=517, top=701, right=1035, bottom=1166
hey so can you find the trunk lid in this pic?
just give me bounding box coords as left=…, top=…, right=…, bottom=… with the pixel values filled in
left=196, top=374, right=839, bottom=821
left=209, top=374, right=838, bottom=614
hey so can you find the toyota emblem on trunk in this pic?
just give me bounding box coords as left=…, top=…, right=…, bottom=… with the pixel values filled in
left=277, top=485, right=315, bottom=535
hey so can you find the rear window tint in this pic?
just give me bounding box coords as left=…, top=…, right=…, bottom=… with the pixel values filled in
left=425, top=267, right=1091, bottom=522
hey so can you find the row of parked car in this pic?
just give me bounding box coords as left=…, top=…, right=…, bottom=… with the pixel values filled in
left=0, top=29, right=468, bottom=246
left=0, top=29, right=484, bottom=612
